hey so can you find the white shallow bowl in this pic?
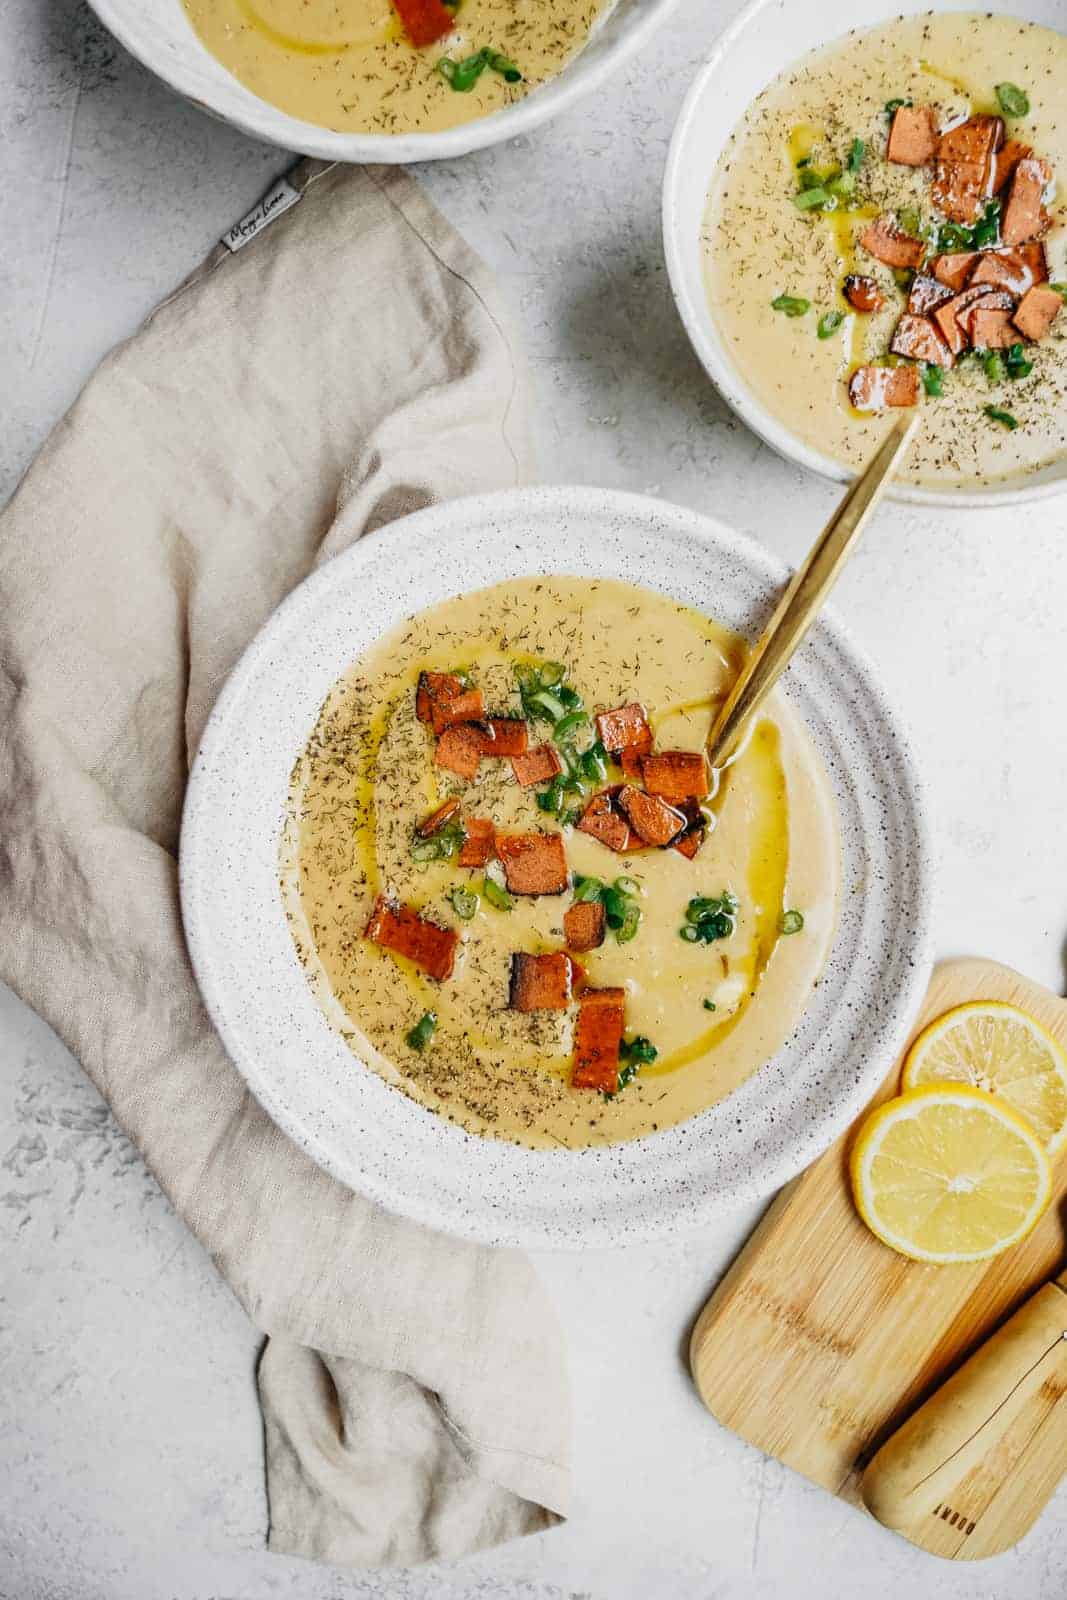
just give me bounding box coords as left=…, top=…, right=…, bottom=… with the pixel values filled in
left=87, top=0, right=684, bottom=163
left=663, top=0, right=1067, bottom=508
left=180, top=486, right=934, bottom=1249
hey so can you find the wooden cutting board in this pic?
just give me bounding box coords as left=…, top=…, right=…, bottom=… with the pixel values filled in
left=690, top=957, right=1067, bottom=1559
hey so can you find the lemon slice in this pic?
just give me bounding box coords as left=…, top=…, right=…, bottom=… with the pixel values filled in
left=850, top=1084, right=1052, bottom=1264
left=902, top=1001, right=1067, bottom=1153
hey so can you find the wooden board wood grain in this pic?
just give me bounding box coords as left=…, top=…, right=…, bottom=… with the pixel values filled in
left=690, top=958, right=1067, bottom=1558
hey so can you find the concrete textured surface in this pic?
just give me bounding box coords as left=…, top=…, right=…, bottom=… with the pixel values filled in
left=2, top=0, right=1066, bottom=1595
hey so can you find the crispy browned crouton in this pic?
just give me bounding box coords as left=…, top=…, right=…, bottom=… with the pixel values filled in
left=931, top=251, right=980, bottom=292
left=572, top=987, right=626, bottom=1092
left=969, top=307, right=1018, bottom=349
left=617, top=785, right=686, bottom=847
left=932, top=116, right=1003, bottom=225
left=993, top=138, right=1032, bottom=193
left=937, top=114, right=1004, bottom=166
left=859, top=217, right=925, bottom=270
left=417, top=798, right=461, bottom=837
left=416, top=670, right=464, bottom=725
left=887, top=104, right=938, bottom=167
left=509, top=951, right=573, bottom=1012
left=907, top=273, right=954, bottom=316
left=1013, top=282, right=1063, bottom=342
left=483, top=718, right=529, bottom=756
left=496, top=831, right=570, bottom=895
left=969, top=248, right=1040, bottom=297
left=641, top=751, right=711, bottom=803
left=364, top=896, right=459, bottom=982
left=889, top=313, right=955, bottom=367
left=434, top=723, right=488, bottom=781
left=430, top=687, right=485, bottom=733
left=1001, top=157, right=1051, bottom=246
left=595, top=703, right=653, bottom=756
left=848, top=364, right=921, bottom=410
left=843, top=274, right=886, bottom=313
left=458, top=817, right=495, bottom=867
left=563, top=899, right=606, bottom=952
left=957, top=288, right=1014, bottom=343
left=577, top=790, right=632, bottom=853
left=511, top=742, right=565, bottom=788
left=932, top=285, right=998, bottom=356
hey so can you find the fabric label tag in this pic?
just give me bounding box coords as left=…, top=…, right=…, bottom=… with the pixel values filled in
left=222, top=178, right=302, bottom=253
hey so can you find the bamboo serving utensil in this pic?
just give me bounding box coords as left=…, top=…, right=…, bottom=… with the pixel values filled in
left=706, top=414, right=918, bottom=771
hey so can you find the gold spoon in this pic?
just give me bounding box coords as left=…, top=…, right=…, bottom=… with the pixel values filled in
left=706, top=414, right=919, bottom=772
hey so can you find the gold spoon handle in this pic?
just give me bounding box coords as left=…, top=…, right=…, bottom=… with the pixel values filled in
left=706, top=414, right=918, bottom=771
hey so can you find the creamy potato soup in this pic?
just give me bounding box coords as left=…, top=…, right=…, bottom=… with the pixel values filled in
left=182, top=0, right=611, bottom=135
left=703, top=14, right=1067, bottom=490
left=280, top=577, right=839, bottom=1149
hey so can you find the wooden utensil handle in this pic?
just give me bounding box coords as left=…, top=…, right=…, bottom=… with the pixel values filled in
left=861, top=1281, right=1067, bottom=1556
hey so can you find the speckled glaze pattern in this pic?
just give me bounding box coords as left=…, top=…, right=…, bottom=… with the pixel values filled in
left=179, top=487, right=934, bottom=1249
left=84, top=0, right=687, bottom=163
left=663, top=0, right=1067, bottom=509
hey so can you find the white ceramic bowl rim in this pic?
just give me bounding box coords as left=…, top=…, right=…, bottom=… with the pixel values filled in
left=180, top=486, right=935, bottom=1249
left=662, top=0, right=1067, bottom=509
left=87, top=0, right=686, bottom=163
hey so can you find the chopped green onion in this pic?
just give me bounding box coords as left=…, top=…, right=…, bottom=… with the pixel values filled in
left=779, top=909, right=805, bottom=936
left=937, top=222, right=974, bottom=252
left=884, top=97, right=911, bottom=115
left=614, top=876, right=641, bottom=897
left=798, top=166, right=825, bottom=191
left=437, top=46, right=523, bottom=92
left=982, top=350, right=1006, bottom=385
left=846, top=138, right=865, bottom=174
left=536, top=777, right=565, bottom=816
left=703, top=999, right=717, bottom=1012
left=616, top=904, right=641, bottom=944
left=527, top=688, right=567, bottom=723
left=410, top=821, right=464, bottom=863
left=995, top=82, right=1030, bottom=118
left=562, top=806, right=585, bottom=828
left=826, top=171, right=856, bottom=201
left=601, top=886, right=628, bottom=929
left=1051, top=283, right=1067, bottom=300
left=572, top=874, right=642, bottom=943
left=579, top=741, right=608, bottom=782
left=573, top=874, right=603, bottom=903
left=486, top=50, right=522, bottom=83
left=683, top=892, right=739, bottom=944
left=897, top=206, right=921, bottom=237
left=557, top=685, right=584, bottom=712
left=552, top=710, right=589, bottom=745
left=448, top=886, right=479, bottom=921
left=536, top=661, right=566, bottom=689
left=817, top=310, right=844, bottom=339
left=482, top=871, right=514, bottom=910
left=1005, top=343, right=1034, bottom=379
left=796, top=155, right=812, bottom=169
left=792, top=187, right=830, bottom=212
left=680, top=924, right=701, bottom=942
left=406, top=1011, right=437, bottom=1051
left=972, top=199, right=1001, bottom=251
left=620, top=1035, right=658, bottom=1066
left=985, top=405, right=1019, bottom=430
left=920, top=362, right=944, bottom=397
left=771, top=293, right=811, bottom=316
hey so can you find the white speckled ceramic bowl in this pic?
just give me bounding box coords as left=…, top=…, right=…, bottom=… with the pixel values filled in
left=86, top=0, right=685, bottom=163
left=663, top=0, right=1067, bottom=508
left=180, top=487, right=934, bottom=1248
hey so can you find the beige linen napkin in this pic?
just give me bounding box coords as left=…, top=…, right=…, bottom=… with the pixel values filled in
left=0, top=159, right=568, bottom=1567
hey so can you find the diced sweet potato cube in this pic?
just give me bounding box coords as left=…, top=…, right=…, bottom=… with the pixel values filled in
left=907, top=273, right=954, bottom=316
left=458, top=817, right=495, bottom=868
left=931, top=161, right=991, bottom=226
left=843, top=273, right=886, bottom=314
left=933, top=285, right=998, bottom=356
left=641, top=751, right=711, bottom=803
left=431, top=687, right=485, bottom=734
left=859, top=217, right=925, bottom=270
left=1001, top=157, right=1051, bottom=246
left=1021, top=241, right=1049, bottom=285
left=1013, top=282, right=1063, bottom=342
left=417, top=797, right=460, bottom=837
left=937, top=114, right=1003, bottom=166
left=670, top=801, right=707, bottom=860
left=577, top=790, right=632, bottom=853
left=416, top=671, right=464, bottom=725
left=890, top=313, right=954, bottom=368
left=848, top=364, right=920, bottom=410
left=595, top=703, right=652, bottom=756
left=617, top=785, right=686, bottom=847
left=673, top=829, right=703, bottom=860
left=391, top=0, right=455, bottom=48
left=994, top=138, right=1032, bottom=193
left=511, top=742, right=565, bottom=788
left=364, top=896, right=459, bottom=982
left=434, top=723, right=486, bottom=782
left=887, top=104, right=938, bottom=167
left=931, top=252, right=979, bottom=292
left=509, top=951, right=573, bottom=1012
left=958, top=289, right=1014, bottom=342
left=969, top=307, right=1018, bottom=349
left=496, top=831, right=569, bottom=896
left=483, top=718, right=528, bottom=756
left=563, top=899, right=606, bottom=953
left=572, top=987, right=626, bottom=1092
left=970, top=249, right=1037, bottom=297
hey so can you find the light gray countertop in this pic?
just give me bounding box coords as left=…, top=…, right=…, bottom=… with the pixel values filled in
left=3, top=2, right=1066, bottom=1596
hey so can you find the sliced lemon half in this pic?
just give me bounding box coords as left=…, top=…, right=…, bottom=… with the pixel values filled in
left=850, top=1083, right=1052, bottom=1264
left=902, top=1000, right=1067, bottom=1154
